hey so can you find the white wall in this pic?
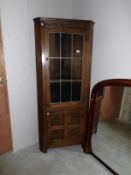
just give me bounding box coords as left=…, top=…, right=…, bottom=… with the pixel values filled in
left=2, top=0, right=131, bottom=151
left=72, top=0, right=131, bottom=88
left=1, top=0, right=72, bottom=151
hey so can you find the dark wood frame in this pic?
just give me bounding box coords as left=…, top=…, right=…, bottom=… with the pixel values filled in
left=34, top=17, right=94, bottom=153
left=83, top=79, right=131, bottom=175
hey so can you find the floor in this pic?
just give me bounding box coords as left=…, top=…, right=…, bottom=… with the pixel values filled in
left=92, top=119, right=131, bottom=175
left=0, top=145, right=112, bottom=175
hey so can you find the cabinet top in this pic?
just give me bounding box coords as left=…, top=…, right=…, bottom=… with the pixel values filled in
left=34, top=17, right=94, bottom=24
left=34, top=17, right=94, bottom=35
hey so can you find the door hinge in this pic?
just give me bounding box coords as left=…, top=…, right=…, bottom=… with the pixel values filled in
left=0, top=76, right=6, bottom=86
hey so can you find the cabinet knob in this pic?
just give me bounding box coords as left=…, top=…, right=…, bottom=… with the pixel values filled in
left=46, top=112, right=50, bottom=116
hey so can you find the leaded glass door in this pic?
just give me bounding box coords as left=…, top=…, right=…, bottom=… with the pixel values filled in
left=49, top=33, right=83, bottom=103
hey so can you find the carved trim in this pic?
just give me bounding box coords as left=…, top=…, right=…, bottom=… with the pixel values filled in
left=42, top=22, right=63, bottom=29
left=40, top=18, right=93, bottom=34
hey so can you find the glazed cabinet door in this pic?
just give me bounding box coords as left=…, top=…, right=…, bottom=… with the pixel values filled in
left=45, top=32, right=87, bottom=148
left=48, top=33, right=83, bottom=104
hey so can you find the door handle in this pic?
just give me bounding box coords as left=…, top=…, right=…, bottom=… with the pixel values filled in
left=46, top=112, right=50, bottom=116
left=0, top=76, right=6, bottom=86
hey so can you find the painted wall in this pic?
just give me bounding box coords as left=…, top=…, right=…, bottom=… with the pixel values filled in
left=119, top=87, right=131, bottom=122
left=72, top=0, right=131, bottom=88
left=1, top=0, right=131, bottom=151
left=1, top=0, right=72, bottom=151
left=99, top=86, right=124, bottom=121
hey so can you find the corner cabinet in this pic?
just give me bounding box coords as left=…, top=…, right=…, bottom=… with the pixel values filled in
left=34, top=17, right=94, bottom=153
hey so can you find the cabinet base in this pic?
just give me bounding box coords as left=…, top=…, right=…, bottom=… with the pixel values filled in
left=82, top=142, right=92, bottom=153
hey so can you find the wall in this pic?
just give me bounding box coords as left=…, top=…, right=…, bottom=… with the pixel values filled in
left=99, top=86, right=124, bottom=121
left=2, top=0, right=131, bottom=151
left=72, top=0, right=131, bottom=88
left=119, top=87, right=131, bottom=122
left=0, top=0, right=72, bottom=151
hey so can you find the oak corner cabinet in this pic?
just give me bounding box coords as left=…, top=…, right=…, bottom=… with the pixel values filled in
left=34, top=17, right=94, bottom=153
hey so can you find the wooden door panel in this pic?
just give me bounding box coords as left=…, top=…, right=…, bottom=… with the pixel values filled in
left=47, top=111, right=65, bottom=146
left=67, top=110, right=85, bottom=142
left=0, top=87, right=12, bottom=153
left=0, top=22, right=12, bottom=154
left=47, top=109, right=85, bottom=148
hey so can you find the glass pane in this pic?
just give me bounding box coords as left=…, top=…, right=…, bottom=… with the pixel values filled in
left=61, top=82, right=71, bottom=102
left=49, top=34, right=83, bottom=103
left=51, top=116, right=64, bottom=126
left=51, top=130, right=64, bottom=140
left=61, top=59, right=71, bottom=80
left=50, top=83, right=60, bottom=103
left=50, top=59, right=60, bottom=80
left=73, top=35, right=83, bottom=58
left=61, top=34, right=71, bottom=57
left=72, top=59, right=82, bottom=80
left=49, top=33, right=60, bottom=57
left=72, top=82, right=81, bottom=101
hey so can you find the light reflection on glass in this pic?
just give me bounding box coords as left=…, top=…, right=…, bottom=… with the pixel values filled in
left=42, top=53, right=46, bottom=63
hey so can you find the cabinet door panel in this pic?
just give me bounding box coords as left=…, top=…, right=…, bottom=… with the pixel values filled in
left=67, top=112, right=81, bottom=125
left=67, top=111, right=85, bottom=142
left=47, top=110, right=85, bottom=147
left=47, top=112, right=65, bottom=146
left=51, top=130, right=64, bottom=140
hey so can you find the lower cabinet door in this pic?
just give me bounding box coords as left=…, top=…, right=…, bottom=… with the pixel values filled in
left=47, top=109, right=85, bottom=148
